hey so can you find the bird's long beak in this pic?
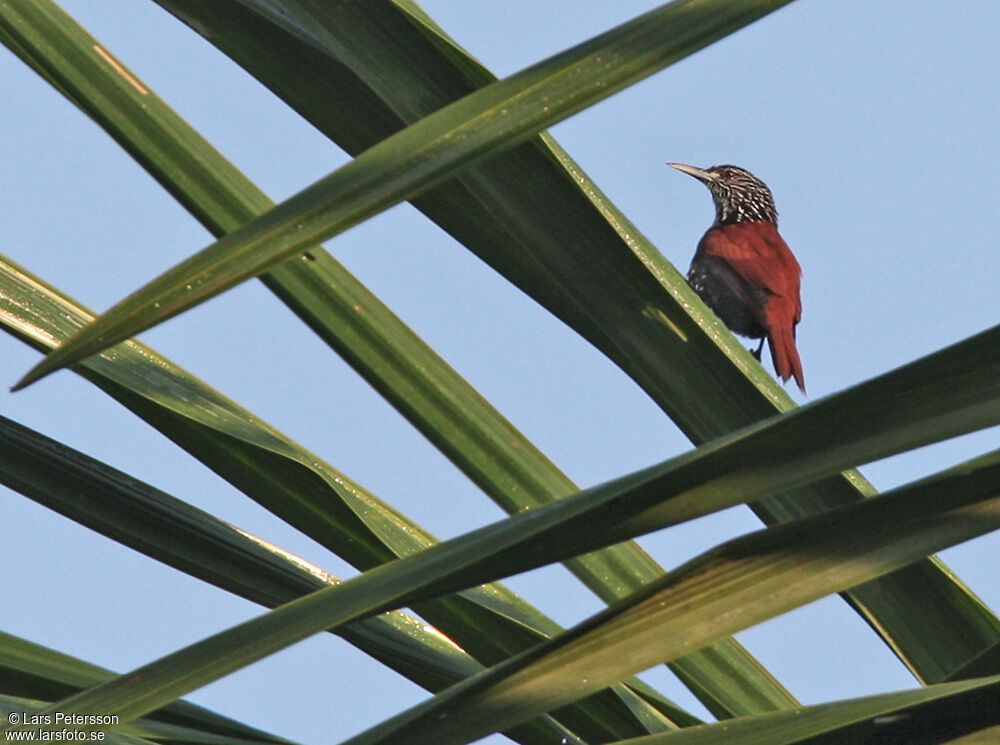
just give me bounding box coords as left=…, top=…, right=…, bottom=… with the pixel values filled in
left=667, top=162, right=716, bottom=183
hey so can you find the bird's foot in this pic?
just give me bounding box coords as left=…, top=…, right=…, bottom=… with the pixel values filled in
left=750, top=339, right=765, bottom=361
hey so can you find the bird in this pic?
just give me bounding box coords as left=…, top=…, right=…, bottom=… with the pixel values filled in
left=669, top=162, right=805, bottom=392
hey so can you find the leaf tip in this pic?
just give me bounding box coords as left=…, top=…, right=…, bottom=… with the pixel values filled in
left=12, top=355, right=65, bottom=392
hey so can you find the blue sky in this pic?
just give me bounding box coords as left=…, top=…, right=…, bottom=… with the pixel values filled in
left=2, top=2, right=999, bottom=743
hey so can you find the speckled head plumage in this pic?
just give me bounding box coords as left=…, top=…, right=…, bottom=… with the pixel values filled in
left=668, top=163, right=778, bottom=226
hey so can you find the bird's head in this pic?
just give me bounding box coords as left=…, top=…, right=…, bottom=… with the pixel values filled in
left=668, top=163, right=778, bottom=226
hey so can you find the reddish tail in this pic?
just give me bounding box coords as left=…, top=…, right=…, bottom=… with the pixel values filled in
left=767, top=322, right=805, bottom=393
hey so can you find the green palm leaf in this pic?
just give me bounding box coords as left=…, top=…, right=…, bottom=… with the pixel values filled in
left=2, top=1, right=998, bottom=742
left=0, top=0, right=791, bottom=719
left=0, top=409, right=702, bottom=742
left=147, top=0, right=1000, bottom=683
left=12, top=0, right=792, bottom=388
left=0, top=692, right=291, bottom=745
left=338, top=449, right=1000, bottom=745
left=545, top=676, right=1000, bottom=745
left=6, top=324, right=1000, bottom=737
left=0, top=635, right=291, bottom=744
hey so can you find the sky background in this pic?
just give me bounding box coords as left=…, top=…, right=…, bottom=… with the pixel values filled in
left=2, top=1, right=999, bottom=743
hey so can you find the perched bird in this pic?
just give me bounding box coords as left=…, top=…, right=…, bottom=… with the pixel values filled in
left=669, top=162, right=805, bottom=392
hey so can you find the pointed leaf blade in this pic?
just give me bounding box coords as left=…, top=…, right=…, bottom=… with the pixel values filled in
left=0, top=0, right=792, bottom=717
left=339, top=451, right=1000, bottom=745
left=6, top=326, right=1000, bottom=737
left=11, top=0, right=792, bottom=388
left=146, top=0, right=1000, bottom=682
